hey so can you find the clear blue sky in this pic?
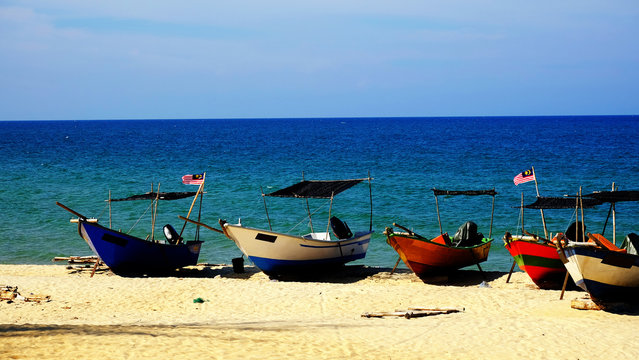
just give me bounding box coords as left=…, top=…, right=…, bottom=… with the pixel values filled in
left=1, top=1, right=637, bottom=120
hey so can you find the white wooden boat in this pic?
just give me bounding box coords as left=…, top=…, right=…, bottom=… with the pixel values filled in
left=557, top=190, right=639, bottom=305
left=219, top=177, right=373, bottom=276
left=559, top=239, right=639, bottom=304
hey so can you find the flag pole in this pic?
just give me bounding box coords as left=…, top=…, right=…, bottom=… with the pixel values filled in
left=179, top=173, right=206, bottom=241
left=532, top=166, right=548, bottom=239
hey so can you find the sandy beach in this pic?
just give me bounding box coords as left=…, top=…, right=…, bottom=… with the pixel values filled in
left=1, top=264, right=638, bottom=360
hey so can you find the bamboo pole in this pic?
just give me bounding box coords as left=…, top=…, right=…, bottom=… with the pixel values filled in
left=368, top=171, right=373, bottom=232
left=506, top=260, right=516, bottom=283
left=434, top=190, right=443, bottom=235
left=179, top=173, right=206, bottom=241
left=612, top=182, right=617, bottom=245
left=109, top=190, right=112, bottom=229
left=56, top=202, right=87, bottom=220
left=489, top=188, right=495, bottom=238
left=261, top=186, right=272, bottom=231
left=179, top=216, right=224, bottom=234
left=302, top=172, right=313, bottom=232
left=151, top=183, right=160, bottom=242
left=532, top=166, right=548, bottom=239
left=325, top=193, right=335, bottom=240
left=520, top=192, right=525, bottom=234
left=579, top=187, right=585, bottom=242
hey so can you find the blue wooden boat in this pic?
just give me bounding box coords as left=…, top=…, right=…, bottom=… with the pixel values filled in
left=76, top=220, right=203, bottom=275
left=57, top=178, right=206, bottom=276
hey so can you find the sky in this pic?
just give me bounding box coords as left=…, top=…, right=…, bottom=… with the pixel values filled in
left=1, top=1, right=638, bottom=120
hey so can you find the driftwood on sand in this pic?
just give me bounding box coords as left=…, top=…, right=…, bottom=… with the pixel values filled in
left=362, top=306, right=464, bottom=319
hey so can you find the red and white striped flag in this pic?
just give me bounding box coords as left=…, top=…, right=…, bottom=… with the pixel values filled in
left=513, top=168, right=535, bottom=186
left=182, top=173, right=204, bottom=185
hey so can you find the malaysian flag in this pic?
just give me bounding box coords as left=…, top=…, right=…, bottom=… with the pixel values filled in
left=513, top=168, right=535, bottom=186
left=182, top=173, right=204, bottom=185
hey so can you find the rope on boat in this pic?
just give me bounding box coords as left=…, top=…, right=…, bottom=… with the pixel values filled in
left=127, top=199, right=155, bottom=234
left=287, top=199, right=330, bottom=233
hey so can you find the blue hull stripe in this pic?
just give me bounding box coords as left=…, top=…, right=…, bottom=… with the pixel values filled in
left=249, top=253, right=366, bottom=275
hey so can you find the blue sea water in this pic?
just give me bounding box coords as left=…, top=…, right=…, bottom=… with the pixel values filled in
left=1, top=116, right=638, bottom=273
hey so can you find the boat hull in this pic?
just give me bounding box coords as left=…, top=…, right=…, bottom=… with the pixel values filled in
left=80, top=221, right=203, bottom=275
left=387, top=233, right=492, bottom=276
left=560, top=243, right=639, bottom=304
left=504, top=239, right=568, bottom=289
left=222, top=224, right=371, bottom=276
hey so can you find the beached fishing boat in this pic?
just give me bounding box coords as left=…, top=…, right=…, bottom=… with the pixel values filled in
left=503, top=196, right=600, bottom=289
left=557, top=190, right=639, bottom=305
left=384, top=189, right=496, bottom=277
left=219, top=177, right=373, bottom=277
left=57, top=176, right=207, bottom=275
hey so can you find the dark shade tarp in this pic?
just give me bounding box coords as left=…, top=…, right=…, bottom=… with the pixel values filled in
left=585, top=190, right=639, bottom=203
left=111, top=191, right=197, bottom=202
left=265, top=179, right=366, bottom=199
left=522, top=196, right=601, bottom=209
left=432, top=189, right=497, bottom=196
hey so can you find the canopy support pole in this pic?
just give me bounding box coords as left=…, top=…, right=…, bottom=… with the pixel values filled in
left=261, top=186, right=272, bottom=231
left=434, top=190, right=443, bottom=235
left=532, top=166, right=548, bottom=239
left=325, top=193, right=334, bottom=240
left=612, top=183, right=617, bottom=245
left=489, top=188, right=495, bottom=238
left=368, top=171, right=373, bottom=232
left=579, top=187, right=585, bottom=242
left=108, top=190, right=112, bottom=229
left=151, top=183, right=160, bottom=242
left=302, top=172, right=313, bottom=232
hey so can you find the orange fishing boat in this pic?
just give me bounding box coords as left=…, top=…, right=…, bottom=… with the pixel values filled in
left=384, top=189, right=496, bottom=277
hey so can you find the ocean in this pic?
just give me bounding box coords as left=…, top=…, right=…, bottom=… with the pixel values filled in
left=1, top=116, right=638, bottom=273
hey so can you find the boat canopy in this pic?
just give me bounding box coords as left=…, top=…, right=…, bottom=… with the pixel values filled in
left=111, top=191, right=198, bottom=202
left=522, top=196, right=601, bottom=209
left=432, top=189, right=497, bottom=196
left=265, top=179, right=366, bottom=199
left=585, top=190, right=639, bottom=203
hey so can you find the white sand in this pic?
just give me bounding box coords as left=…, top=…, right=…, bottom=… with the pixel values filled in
left=1, top=264, right=638, bottom=359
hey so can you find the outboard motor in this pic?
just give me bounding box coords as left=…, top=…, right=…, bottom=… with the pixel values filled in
left=452, top=221, right=484, bottom=247
left=163, top=224, right=182, bottom=245
left=330, top=216, right=353, bottom=239
left=564, top=221, right=586, bottom=242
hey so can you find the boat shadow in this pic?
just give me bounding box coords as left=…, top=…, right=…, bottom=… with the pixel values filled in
left=417, top=269, right=506, bottom=287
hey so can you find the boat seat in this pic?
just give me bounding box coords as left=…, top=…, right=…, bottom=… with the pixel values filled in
left=564, top=221, right=586, bottom=242
left=163, top=224, right=182, bottom=245
left=330, top=216, right=353, bottom=239
left=587, top=233, right=626, bottom=253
